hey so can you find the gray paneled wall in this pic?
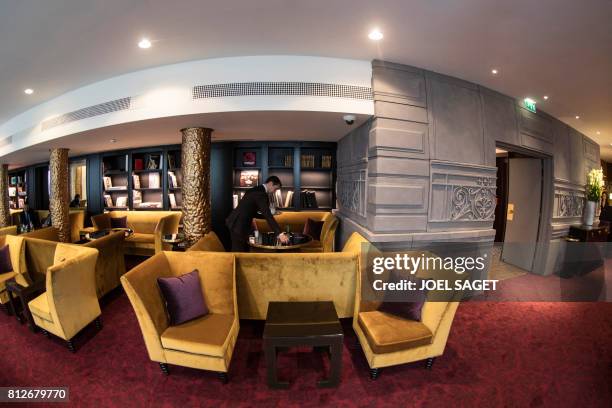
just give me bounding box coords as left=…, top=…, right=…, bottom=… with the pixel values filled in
left=337, top=59, right=600, bottom=272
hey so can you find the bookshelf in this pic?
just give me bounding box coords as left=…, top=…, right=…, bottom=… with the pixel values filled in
left=231, top=142, right=336, bottom=211
left=166, top=149, right=182, bottom=210
left=8, top=169, right=27, bottom=209
left=132, top=151, right=163, bottom=210
left=102, top=154, right=129, bottom=210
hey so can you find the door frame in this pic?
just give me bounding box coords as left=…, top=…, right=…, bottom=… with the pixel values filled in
left=496, top=142, right=553, bottom=274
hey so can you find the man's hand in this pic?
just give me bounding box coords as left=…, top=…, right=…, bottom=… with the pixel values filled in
left=278, top=233, right=290, bottom=244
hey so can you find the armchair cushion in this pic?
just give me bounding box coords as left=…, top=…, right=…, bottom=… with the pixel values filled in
left=161, top=314, right=234, bottom=358
left=158, top=270, right=208, bottom=325
left=0, top=245, right=13, bottom=273
left=303, top=218, right=324, bottom=241
left=111, top=216, right=128, bottom=228
left=358, top=311, right=433, bottom=354
left=127, top=233, right=155, bottom=244
left=28, top=292, right=52, bottom=322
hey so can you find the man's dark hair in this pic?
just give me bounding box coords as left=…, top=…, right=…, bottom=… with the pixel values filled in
left=265, top=176, right=282, bottom=187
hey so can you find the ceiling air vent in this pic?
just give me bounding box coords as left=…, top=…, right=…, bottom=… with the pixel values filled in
left=41, top=97, right=132, bottom=131
left=192, top=82, right=373, bottom=100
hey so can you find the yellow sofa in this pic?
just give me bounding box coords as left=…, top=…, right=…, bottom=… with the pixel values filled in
left=92, top=211, right=181, bottom=256
left=27, top=243, right=100, bottom=352
left=20, top=211, right=85, bottom=243
left=188, top=235, right=359, bottom=320
left=0, top=234, right=28, bottom=306
left=0, top=225, right=17, bottom=236
left=20, top=230, right=126, bottom=299
left=348, top=232, right=462, bottom=379
left=121, top=251, right=239, bottom=382
left=254, top=211, right=339, bottom=252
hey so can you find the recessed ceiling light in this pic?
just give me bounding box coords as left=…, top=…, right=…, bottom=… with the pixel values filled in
left=575, top=115, right=580, bottom=119
left=368, top=29, right=383, bottom=41
left=597, top=131, right=601, bottom=135
left=24, top=88, right=34, bottom=95
left=491, top=69, right=498, bottom=75
left=138, top=38, right=152, bottom=49
left=110, top=139, right=117, bottom=143
left=543, top=95, right=549, bottom=100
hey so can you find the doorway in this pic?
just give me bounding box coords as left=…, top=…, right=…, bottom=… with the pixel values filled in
left=493, top=146, right=547, bottom=275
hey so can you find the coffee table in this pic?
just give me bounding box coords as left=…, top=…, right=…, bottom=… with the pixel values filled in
left=263, top=301, right=343, bottom=388
left=249, top=233, right=313, bottom=253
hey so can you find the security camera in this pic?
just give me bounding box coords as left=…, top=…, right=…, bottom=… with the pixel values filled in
left=343, top=114, right=356, bottom=125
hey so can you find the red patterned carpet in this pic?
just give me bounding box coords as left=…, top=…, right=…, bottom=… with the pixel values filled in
left=1, top=293, right=611, bottom=407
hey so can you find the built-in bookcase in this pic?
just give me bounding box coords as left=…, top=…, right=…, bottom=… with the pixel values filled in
left=132, top=151, right=163, bottom=210
left=166, top=149, right=182, bottom=211
left=8, top=169, right=28, bottom=209
left=102, top=153, right=129, bottom=210
left=231, top=142, right=336, bottom=211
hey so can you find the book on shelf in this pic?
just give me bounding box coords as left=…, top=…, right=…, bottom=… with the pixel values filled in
left=283, top=154, right=293, bottom=167
left=18, top=198, right=25, bottom=208
left=283, top=190, right=294, bottom=208
left=132, top=175, right=141, bottom=189
left=168, top=171, right=178, bottom=188
left=242, top=151, right=257, bottom=166
left=300, top=190, right=318, bottom=209
left=239, top=170, right=259, bottom=187
left=134, top=158, right=144, bottom=170
left=321, top=154, right=332, bottom=168
left=10, top=176, right=17, bottom=185
left=8, top=187, right=16, bottom=197
left=232, top=194, right=239, bottom=209
left=104, top=194, right=113, bottom=208
left=273, top=189, right=283, bottom=208
left=115, top=196, right=128, bottom=208
left=148, top=172, right=160, bottom=188
left=169, top=193, right=177, bottom=209
left=103, top=176, right=112, bottom=190
left=300, top=154, right=315, bottom=168
left=138, top=202, right=162, bottom=209
left=133, top=190, right=142, bottom=206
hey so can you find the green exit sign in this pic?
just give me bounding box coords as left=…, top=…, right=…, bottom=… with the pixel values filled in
left=523, top=98, right=537, bottom=113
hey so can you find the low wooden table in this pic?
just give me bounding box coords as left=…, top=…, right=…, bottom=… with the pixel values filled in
left=6, top=279, right=46, bottom=332
left=85, top=228, right=133, bottom=241
left=263, top=301, right=343, bottom=388
left=162, top=233, right=187, bottom=251
left=249, top=233, right=313, bottom=253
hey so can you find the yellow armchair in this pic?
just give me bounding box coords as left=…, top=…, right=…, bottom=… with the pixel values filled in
left=187, top=231, right=226, bottom=252
left=0, top=225, right=17, bottom=236
left=0, top=235, right=28, bottom=307
left=121, top=251, right=239, bottom=383
left=350, top=234, right=461, bottom=379
left=82, top=231, right=126, bottom=298
left=28, top=244, right=101, bottom=352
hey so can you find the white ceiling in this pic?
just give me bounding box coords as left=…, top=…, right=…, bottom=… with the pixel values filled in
left=2, top=110, right=370, bottom=168
left=1, top=0, right=611, bottom=156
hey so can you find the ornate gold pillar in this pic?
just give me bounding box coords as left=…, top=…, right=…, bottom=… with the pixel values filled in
left=181, top=127, right=212, bottom=246
left=0, top=164, right=10, bottom=227
left=49, top=148, right=71, bottom=242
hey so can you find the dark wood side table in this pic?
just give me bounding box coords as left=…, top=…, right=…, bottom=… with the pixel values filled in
left=568, top=224, right=609, bottom=242
left=263, top=301, right=343, bottom=389
left=6, top=279, right=46, bottom=332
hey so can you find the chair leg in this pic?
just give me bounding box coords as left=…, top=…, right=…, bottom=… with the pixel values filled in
left=426, top=357, right=436, bottom=369
left=67, top=340, right=76, bottom=353
left=159, top=363, right=169, bottom=376
left=217, top=372, right=229, bottom=384
left=369, top=368, right=380, bottom=380
left=95, top=317, right=103, bottom=330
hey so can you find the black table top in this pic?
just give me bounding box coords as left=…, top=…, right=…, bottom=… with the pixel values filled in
left=263, top=301, right=342, bottom=339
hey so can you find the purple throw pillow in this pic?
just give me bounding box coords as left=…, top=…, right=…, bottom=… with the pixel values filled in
left=0, top=245, right=13, bottom=274
left=303, top=218, right=325, bottom=241
left=157, top=270, right=208, bottom=325
left=110, top=216, right=128, bottom=228
left=378, top=274, right=428, bottom=321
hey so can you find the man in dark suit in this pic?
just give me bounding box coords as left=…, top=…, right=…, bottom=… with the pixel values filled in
left=226, top=176, right=289, bottom=251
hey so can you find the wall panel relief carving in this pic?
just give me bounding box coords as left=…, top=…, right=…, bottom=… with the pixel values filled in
left=337, top=170, right=367, bottom=218
left=450, top=178, right=496, bottom=221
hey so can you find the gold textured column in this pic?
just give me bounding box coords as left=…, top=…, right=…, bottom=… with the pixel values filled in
left=181, top=127, right=212, bottom=246
left=0, top=164, right=10, bottom=227
left=49, top=148, right=71, bottom=242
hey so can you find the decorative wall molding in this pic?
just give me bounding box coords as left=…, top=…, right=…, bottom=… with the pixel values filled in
left=450, top=177, right=496, bottom=221
left=553, top=179, right=585, bottom=219
left=337, top=170, right=367, bottom=218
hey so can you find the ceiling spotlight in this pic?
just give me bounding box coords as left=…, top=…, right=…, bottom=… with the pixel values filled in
left=597, top=131, right=601, bottom=135
left=110, top=139, right=117, bottom=143
left=368, top=29, right=383, bottom=41
left=138, top=38, right=152, bottom=49
left=575, top=115, right=580, bottom=119
left=543, top=95, right=549, bottom=100
left=491, top=69, right=498, bottom=75
left=24, top=88, right=34, bottom=95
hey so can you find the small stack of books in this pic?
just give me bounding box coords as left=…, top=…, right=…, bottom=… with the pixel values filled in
left=300, top=190, right=318, bottom=208
left=300, top=154, right=315, bottom=168
left=321, top=154, right=332, bottom=168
